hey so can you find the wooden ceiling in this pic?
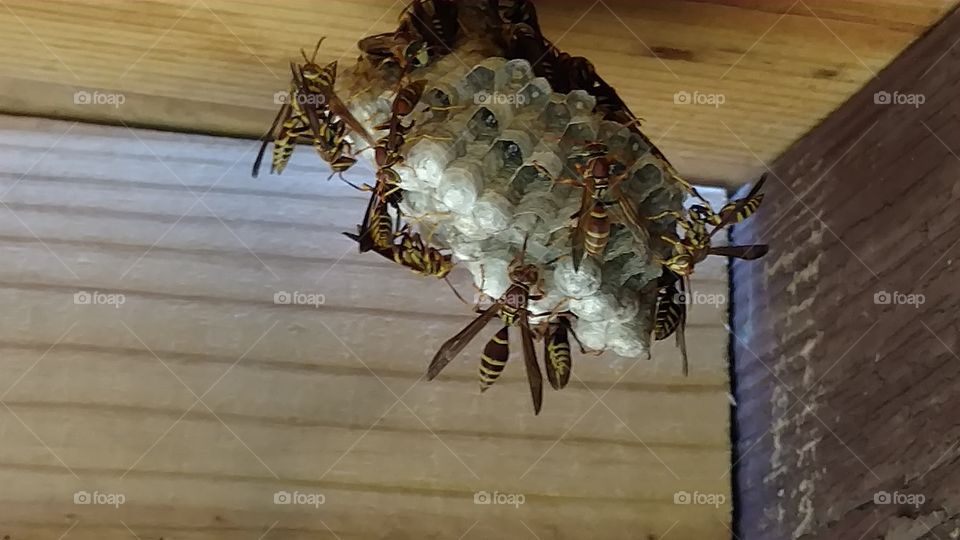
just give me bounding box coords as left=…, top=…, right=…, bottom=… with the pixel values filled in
left=0, top=0, right=954, bottom=185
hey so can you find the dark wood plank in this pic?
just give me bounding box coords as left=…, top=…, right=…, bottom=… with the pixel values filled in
left=731, top=8, right=960, bottom=539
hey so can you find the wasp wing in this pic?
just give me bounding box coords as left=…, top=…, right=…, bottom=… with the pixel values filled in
left=609, top=196, right=651, bottom=245
left=520, top=313, right=543, bottom=414
left=677, top=273, right=689, bottom=376
left=252, top=100, right=293, bottom=178
left=427, top=304, right=499, bottom=380
left=710, top=244, right=768, bottom=260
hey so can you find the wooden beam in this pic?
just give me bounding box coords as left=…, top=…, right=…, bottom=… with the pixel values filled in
left=0, top=0, right=954, bottom=185
left=731, top=8, right=960, bottom=539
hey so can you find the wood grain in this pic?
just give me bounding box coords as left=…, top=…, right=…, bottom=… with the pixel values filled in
left=731, top=8, right=960, bottom=539
left=0, top=115, right=733, bottom=539
left=0, top=0, right=954, bottom=185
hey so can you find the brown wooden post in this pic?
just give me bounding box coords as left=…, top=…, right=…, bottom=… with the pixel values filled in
left=732, top=8, right=960, bottom=539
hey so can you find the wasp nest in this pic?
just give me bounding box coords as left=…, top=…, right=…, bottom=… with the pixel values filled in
left=331, top=30, right=683, bottom=357
left=258, top=0, right=691, bottom=360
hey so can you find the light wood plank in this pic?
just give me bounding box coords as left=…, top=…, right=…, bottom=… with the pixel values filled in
left=0, top=0, right=953, bottom=185
left=0, top=116, right=733, bottom=539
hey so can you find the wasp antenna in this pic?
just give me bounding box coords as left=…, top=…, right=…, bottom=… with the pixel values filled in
left=445, top=276, right=470, bottom=306
left=337, top=175, right=364, bottom=191
left=309, top=37, right=325, bottom=63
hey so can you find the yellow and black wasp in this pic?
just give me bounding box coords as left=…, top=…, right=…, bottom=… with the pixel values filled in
left=343, top=220, right=454, bottom=280
left=427, top=241, right=545, bottom=414
left=659, top=174, right=770, bottom=278
left=399, top=0, right=460, bottom=58
left=349, top=78, right=428, bottom=255
left=251, top=63, right=314, bottom=178
left=253, top=39, right=375, bottom=179
left=547, top=142, right=656, bottom=271
left=296, top=39, right=375, bottom=150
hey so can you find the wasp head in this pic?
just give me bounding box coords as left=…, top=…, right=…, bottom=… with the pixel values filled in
left=689, top=204, right=715, bottom=222
left=663, top=253, right=694, bottom=276
left=405, top=40, right=430, bottom=69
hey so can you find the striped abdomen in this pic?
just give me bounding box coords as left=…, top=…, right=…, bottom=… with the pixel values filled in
left=271, top=121, right=307, bottom=174
left=396, top=233, right=453, bottom=278
left=370, top=204, right=394, bottom=251
left=718, top=192, right=764, bottom=224
left=545, top=321, right=572, bottom=390
left=329, top=153, right=357, bottom=174
left=479, top=326, right=510, bottom=391
left=654, top=284, right=684, bottom=341
left=583, top=201, right=611, bottom=258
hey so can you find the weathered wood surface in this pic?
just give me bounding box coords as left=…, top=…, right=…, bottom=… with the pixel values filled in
left=0, top=115, right=733, bottom=539
left=731, top=8, right=960, bottom=540
left=0, top=0, right=954, bottom=185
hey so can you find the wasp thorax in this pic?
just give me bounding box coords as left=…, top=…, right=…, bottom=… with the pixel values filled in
left=508, top=262, right=539, bottom=287
left=590, top=156, right=610, bottom=179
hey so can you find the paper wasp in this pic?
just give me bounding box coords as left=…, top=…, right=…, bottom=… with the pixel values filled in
left=659, top=175, right=769, bottom=277
left=652, top=269, right=689, bottom=376
left=548, top=143, right=654, bottom=270
left=295, top=39, right=375, bottom=149
left=252, top=40, right=373, bottom=179
left=252, top=64, right=313, bottom=178
left=350, top=79, right=428, bottom=253
left=492, top=0, right=539, bottom=27
left=360, top=0, right=458, bottom=79
left=343, top=223, right=454, bottom=279
left=427, top=242, right=545, bottom=414
left=398, top=0, right=460, bottom=57
left=358, top=30, right=430, bottom=81
left=374, top=79, right=428, bottom=162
